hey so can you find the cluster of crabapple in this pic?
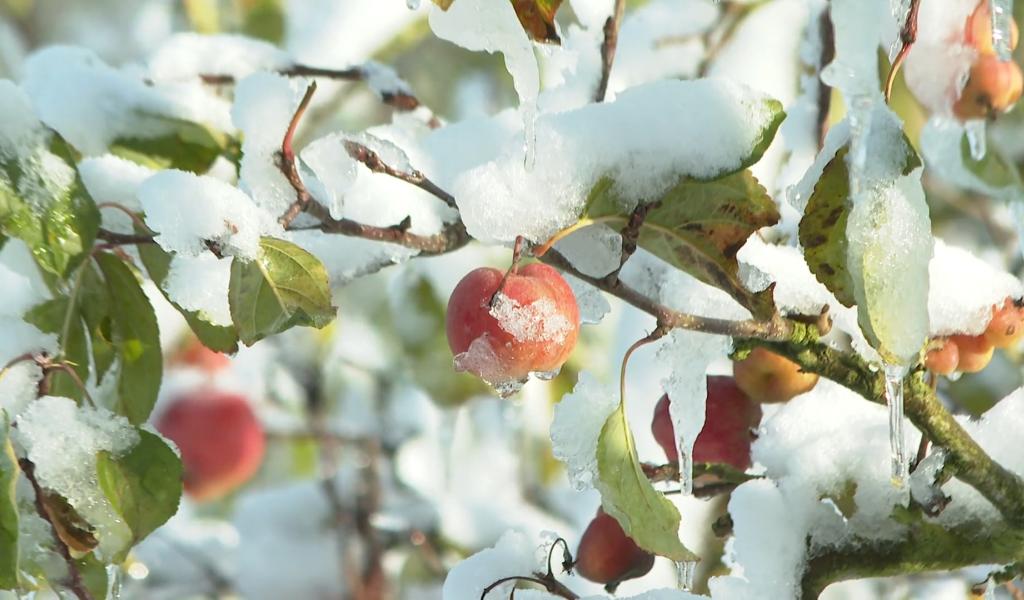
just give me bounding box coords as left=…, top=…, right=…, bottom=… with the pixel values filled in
left=925, top=297, right=1024, bottom=375
left=156, top=338, right=266, bottom=502
left=954, top=0, right=1023, bottom=120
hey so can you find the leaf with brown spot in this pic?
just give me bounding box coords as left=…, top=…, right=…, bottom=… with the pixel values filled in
left=511, top=0, right=563, bottom=44
left=585, top=170, right=779, bottom=319
left=799, top=146, right=856, bottom=307
left=40, top=491, right=98, bottom=554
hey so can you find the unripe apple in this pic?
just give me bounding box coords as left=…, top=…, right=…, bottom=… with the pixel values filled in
left=651, top=376, right=762, bottom=470
left=965, top=0, right=1020, bottom=56
left=445, top=263, right=579, bottom=388
left=732, top=347, right=819, bottom=404
left=169, top=336, right=231, bottom=373
left=575, top=508, right=655, bottom=590
left=155, top=389, right=266, bottom=501
left=983, top=298, right=1024, bottom=348
left=949, top=334, right=995, bottom=373
left=924, top=338, right=960, bottom=376
left=953, top=55, right=1024, bottom=120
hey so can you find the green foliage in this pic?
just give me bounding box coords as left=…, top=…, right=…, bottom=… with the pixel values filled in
left=138, top=239, right=239, bottom=353
left=0, top=415, right=18, bottom=589
left=75, top=554, right=110, bottom=599
left=94, top=252, right=163, bottom=425
left=0, top=133, right=99, bottom=278
left=229, top=237, right=336, bottom=346
left=799, top=147, right=856, bottom=307
left=110, top=118, right=236, bottom=174
left=23, top=295, right=90, bottom=401
left=584, top=170, right=779, bottom=319
left=596, top=404, right=697, bottom=562
left=96, top=430, right=183, bottom=558
left=241, top=0, right=285, bottom=44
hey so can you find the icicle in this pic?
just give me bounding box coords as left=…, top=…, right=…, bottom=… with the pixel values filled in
left=406, top=0, right=421, bottom=9
left=675, top=560, right=697, bottom=590
left=990, top=0, right=1016, bottom=62
left=522, top=101, right=538, bottom=171
left=884, top=363, right=909, bottom=485
left=676, top=446, right=694, bottom=496
left=965, top=119, right=988, bottom=160
left=105, top=564, right=123, bottom=599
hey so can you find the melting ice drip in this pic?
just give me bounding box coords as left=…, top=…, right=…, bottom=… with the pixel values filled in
left=884, top=363, right=909, bottom=485
left=676, top=560, right=697, bottom=591
left=965, top=119, right=988, bottom=160
left=990, top=0, right=1016, bottom=62
left=677, top=443, right=694, bottom=496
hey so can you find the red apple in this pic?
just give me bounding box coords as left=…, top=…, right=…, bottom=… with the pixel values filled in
left=155, top=389, right=266, bottom=501
left=984, top=298, right=1024, bottom=348
left=732, top=347, right=819, bottom=404
left=651, top=376, right=762, bottom=470
left=169, top=336, right=231, bottom=373
left=575, top=508, right=655, bottom=590
left=950, top=334, right=995, bottom=373
left=954, top=55, right=1024, bottom=121
left=445, top=263, right=579, bottom=387
left=924, top=338, right=960, bottom=376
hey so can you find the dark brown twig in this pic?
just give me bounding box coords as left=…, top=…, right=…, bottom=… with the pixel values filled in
left=96, top=229, right=157, bottom=246
left=815, top=6, right=836, bottom=149
left=884, top=0, right=921, bottom=103
left=594, top=0, right=626, bottom=102
left=19, top=458, right=94, bottom=600
left=278, top=81, right=319, bottom=228
left=343, top=140, right=457, bottom=209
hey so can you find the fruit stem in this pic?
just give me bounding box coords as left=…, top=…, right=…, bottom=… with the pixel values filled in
left=619, top=326, right=669, bottom=407
left=884, top=0, right=921, bottom=103
left=489, top=235, right=528, bottom=307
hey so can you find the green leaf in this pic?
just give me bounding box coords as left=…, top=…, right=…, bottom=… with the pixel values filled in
left=960, top=133, right=1022, bottom=190
left=138, top=239, right=238, bottom=354
left=78, top=263, right=117, bottom=382
left=511, top=0, right=564, bottom=44
left=242, top=0, right=285, bottom=43
left=96, top=430, right=182, bottom=556
left=799, top=147, right=856, bottom=307
left=75, top=555, right=109, bottom=600
left=736, top=99, right=786, bottom=177
left=110, top=117, right=232, bottom=174
left=94, top=252, right=163, bottom=424
left=585, top=170, right=779, bottom=319
left=23, top=296, right=89, bottom=401
left=229, top=237, right=336, bottom=346
left=0, top=415, right=19, bottom=589
left=596, top=404, right=697, bottom=561
left=0, top=133, right=99, bottom=277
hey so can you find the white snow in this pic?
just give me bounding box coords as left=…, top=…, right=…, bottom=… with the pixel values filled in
left=903, top=0, right=978, bottom=116
left=163, top=253, right=234, bottom=327
left=139, top=169, right=277, bottom=260
left=550, top=373, right=619, bottom=490
left=148, top=33, right=290, bottom=82
left=441, top=530, right=545, bottom=600
left=13, top=396, right=139, bottom=560
left=79, top=154, right=155, bottom=234
left=299, top=133, right=360, bottom=220
left=451, top=79, right=781, bottom=244
left=490, top=294, right=573, bottom=343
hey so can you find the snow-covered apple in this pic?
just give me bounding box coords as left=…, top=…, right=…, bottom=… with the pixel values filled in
left=155, top=389, right=266, bottom=501
left=732, top=347, right=819, bottom=404
left=925, top=338, right=960, bottom=375
left=445, top=263, right=580, bottom=389
left=575, top=508, right=655, bottom=590
left=651, top=376, right=762, bottom=471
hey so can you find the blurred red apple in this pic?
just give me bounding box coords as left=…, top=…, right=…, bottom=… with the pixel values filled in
left=575, top=508, right=655, bottom=590
left=651, top=376, right=762, bottom=471
left=155, top=389, right=265, bottom=501
left=169, top=336, right=231, bottom=374
left=445, top=263, right=579, bottom=387
left=733, top=347, right=818, bottom=404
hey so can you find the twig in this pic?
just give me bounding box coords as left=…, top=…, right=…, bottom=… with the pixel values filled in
left=343, top=140, right=457, bottom=209
left=815, top=6, right=836, bottom=149
left=884, top=0, right=921, bottom=103
left=480, top=575, right=579, bottom=600
left=19, top=458, right=94, bottom=600
left=278, top=81, right=319, bottom=228
left=96, top=229, right=157, bottom=246
left=594, top=0, right=626, bottom=102
left=605, top=202, right=650, bottom=287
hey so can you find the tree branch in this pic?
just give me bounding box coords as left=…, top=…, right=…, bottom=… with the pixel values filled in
left=594, top=0, right=626, bottom=102
left=19, top=458, right=94, bottom=600
left=343, top=140, right=457, bottom=210
left=278, top=81, right=319, bottom=228
left=815, top=6, right=835, bottom=149
left=884, top=0, right=921, bottom=103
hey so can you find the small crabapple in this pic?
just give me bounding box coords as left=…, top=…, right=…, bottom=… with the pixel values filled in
left=155, top=389, right=266, bottom=501
left=949, top=334, right=995, bottom=373
left=983, top=298, right=1024, bottom=348
left=445, top=263, right=580, bottom=389
left=169, top=336, right=231, bottom=373
left=953, top=55, right=1024, bottom=120
left=651, top=376, right=762, bottom=471
left=732, top=347, right=819, bottom=404
left=924, top=338, right=960, bottom=376
left=965, top=0, right=1020, bottom=56
left=575, top=508, right=655, bottom=590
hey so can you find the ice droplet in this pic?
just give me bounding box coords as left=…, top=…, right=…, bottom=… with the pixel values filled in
left=522, top=100, right=538, bottom=171
left=406, top=0, right=421, bottom=9
left=884, top=363, right=909, bottom=486
left=990, top=0, right=1016, bottom=62
left=675, top=560, right=697, bottom=590
left=106, top=563, right=123, bottom=599
left=965, top=119, right=988, bottom=160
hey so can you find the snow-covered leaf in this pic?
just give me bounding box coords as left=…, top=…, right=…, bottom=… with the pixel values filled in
left=228, top=236, right=336, bottom=346
left=95, top=252, right=163, bottom=424
left=0, top=415, right=17, bottom=589
left=585, top=169, right=779, bottom=319
left=596, top=404, right=697, bottom=562
left=511, top=0, right=564, bottom=43
left=96, top=429, right=182, bottom=558
left=137, top=238, right=238, bottom=353
left=0, top=133, right=99, bottom=278
left=799, top=146, right=856, bottom=307
left=110, top=117, right=235, bottom=174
